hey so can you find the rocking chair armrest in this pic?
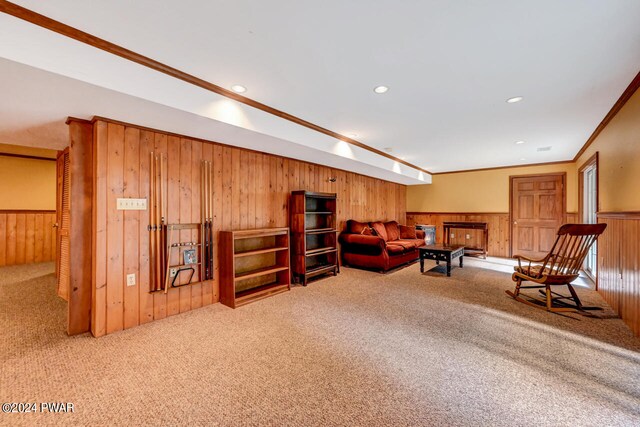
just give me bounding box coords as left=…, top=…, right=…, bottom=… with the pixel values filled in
left=513, top=254, right=549, bottom=278
left=513, top=254, right=548, bottom=263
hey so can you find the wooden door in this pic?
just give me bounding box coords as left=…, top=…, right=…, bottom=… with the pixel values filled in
left=56, top=148, right=70, bottom=301
left=510, top=173, right=565, bottom=259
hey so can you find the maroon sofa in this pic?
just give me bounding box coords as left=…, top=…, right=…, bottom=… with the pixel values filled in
left=338, top=220, right=426, bottom=272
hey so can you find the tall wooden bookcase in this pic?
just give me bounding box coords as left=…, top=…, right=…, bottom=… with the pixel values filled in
left=290, top=191, right=339, bottom=285
left=219, top=228, right=290, bottom=308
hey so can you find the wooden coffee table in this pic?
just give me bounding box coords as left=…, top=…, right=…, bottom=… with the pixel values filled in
left=419, top=245, right=465, bottom=277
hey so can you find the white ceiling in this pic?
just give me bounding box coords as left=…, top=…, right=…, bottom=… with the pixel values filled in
left=1, top=0, right=640, bottom=177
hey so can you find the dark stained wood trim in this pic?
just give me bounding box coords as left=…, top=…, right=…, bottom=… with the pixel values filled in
left=597, top=211, right=640, bottom=220
left=407, top=211, right=509, bottom=215
left=0, top=152, right=56, bottom=161
left=430, top=160, right=573, bottom=175
left=508, top=172, right=566, bottom=258
left=0, top=2, right=429, bottom=175
left=573, top=71, right=640, bottom=161
left=85, top=116, right=410, bottom=185
left=0, top=209, right=55, bottom=213
left=65, top=116, right=92, bottom=125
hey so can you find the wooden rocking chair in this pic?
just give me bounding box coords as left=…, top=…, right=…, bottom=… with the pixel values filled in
left=506, top=223, right=607, bottom=312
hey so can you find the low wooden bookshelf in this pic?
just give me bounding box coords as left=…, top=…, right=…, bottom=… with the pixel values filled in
left=290, top=191, right=339, bottom=285
left=220, top=228, right=290, bottom=308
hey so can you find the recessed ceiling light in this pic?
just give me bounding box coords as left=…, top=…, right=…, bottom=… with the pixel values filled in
left=520, top=157, right=527, bottom=161
left=374, top=85, right=389, bottom=94
left=348, top=133, right=359, bottom=138
left=515, top=140, right=525, bottom=145
left=506, top=96, right=523, bottom=103
left=231, top=84, right=247, bottom=93
left=384, top=147, right=393, bottom=152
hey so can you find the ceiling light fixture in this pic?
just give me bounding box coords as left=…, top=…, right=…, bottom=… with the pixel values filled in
left=374, top=85, right=389, bottom=94
left=231, top=84, right=247, bottom=93
left=515, top=140, right=525, bottom=145
left=506, top=96, right=523, bottom=103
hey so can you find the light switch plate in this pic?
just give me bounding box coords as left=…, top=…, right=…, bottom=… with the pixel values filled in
left=126, top=273, right=136, bottom=287
left=117, top=198, right=147, bottom=210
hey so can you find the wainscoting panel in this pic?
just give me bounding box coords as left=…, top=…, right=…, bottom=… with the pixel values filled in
left=406, top=212, right=581, bottom=258
left=91, top=118, right=406, bottom=336
left=597, top=213, right=640, bottom=336
left=406, top=212, right=510, bottom=257
left=0, top=210, right=56, bottom=266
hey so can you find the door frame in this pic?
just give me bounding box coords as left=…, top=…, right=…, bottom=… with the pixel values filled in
left=578, top=152, right=599, bottom=285
left=508, top=172, right=566, bottom=258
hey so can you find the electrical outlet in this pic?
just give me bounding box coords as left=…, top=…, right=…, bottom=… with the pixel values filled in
left=126, top=273, right=136, bottom=287
left=169, top=268, right=178, bottom=278
left=466, top=234, right=471, bottom=239
left=450, top=233, right=455, bottom=239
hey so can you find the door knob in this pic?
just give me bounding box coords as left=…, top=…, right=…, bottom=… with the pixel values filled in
left=53, top=223, right=59, bottom=228
left=513, top=221, right=517, bottom=225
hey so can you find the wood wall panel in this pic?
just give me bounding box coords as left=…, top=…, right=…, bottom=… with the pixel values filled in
left=92, top=118, right=406, bottom=336
left=566, top=212, right=579, bottom=223
left=67, top=119, right=94, bottom=335
left=597, top=214, right=640, bottom=337
left=406, top=212, right=510, bottom=257
left=406, top=212, right=579, bottom=258
left=0, top=211, right=56, bottom=266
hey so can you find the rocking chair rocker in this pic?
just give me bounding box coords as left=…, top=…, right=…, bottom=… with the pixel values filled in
left=506, top=223, right=607, bottom=312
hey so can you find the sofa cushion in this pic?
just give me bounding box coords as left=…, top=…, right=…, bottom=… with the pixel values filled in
left=386, top=244, right=405, bottom=255
left=399, top=225, right=417, bottom=239
left=388, top=239, right=420, bottom=250
left=347, top=220, right=369, bottom=234
left=384, top=221, right=401, bottom=241
left=410, top=238, right=426, bottom=248
left=371, top=221, right=388, bottom=241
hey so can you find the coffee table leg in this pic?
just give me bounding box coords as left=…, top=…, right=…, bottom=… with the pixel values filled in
left=420, top=254, right=424, bottom=273
left=459, top=255, right=463, bottom=268
left=447, top=255, right=451, bottom=277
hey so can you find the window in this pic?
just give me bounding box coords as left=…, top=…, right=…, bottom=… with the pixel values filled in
left=579, top=153, right=598, bottom=279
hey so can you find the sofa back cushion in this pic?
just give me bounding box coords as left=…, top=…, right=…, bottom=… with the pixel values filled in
left=347, top=220, right=369, bottom=234
left=399, top=225, right=417, bottom=239
left=384, top=221, right=401, bottom=241
left=370, top=221, right=388, bottom=241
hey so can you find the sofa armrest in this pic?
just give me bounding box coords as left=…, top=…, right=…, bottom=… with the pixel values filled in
left=416, top=229, right=426, bottom=240
left=339, top=233, right=385, bottom=254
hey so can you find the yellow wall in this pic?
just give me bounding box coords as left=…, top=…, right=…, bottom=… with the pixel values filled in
left=0, top=156, right=56, bottom=210
left=407, top=162, right=577, bottom=213
left=576, top=88, right=640, bottom=212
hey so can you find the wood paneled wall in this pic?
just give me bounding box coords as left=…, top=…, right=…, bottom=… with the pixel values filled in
left=597, top=213, right=640, bottom=336
left=406, top=212, right=580, bottom=258
left=0, top=210, right=56, bottom=266
left=406, top=212, right=510, bottom=257
left=92, top=118, right=406, bottom=336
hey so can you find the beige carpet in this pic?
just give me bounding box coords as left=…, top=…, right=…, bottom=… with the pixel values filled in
left=1, top=260, right=639, bottom=426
